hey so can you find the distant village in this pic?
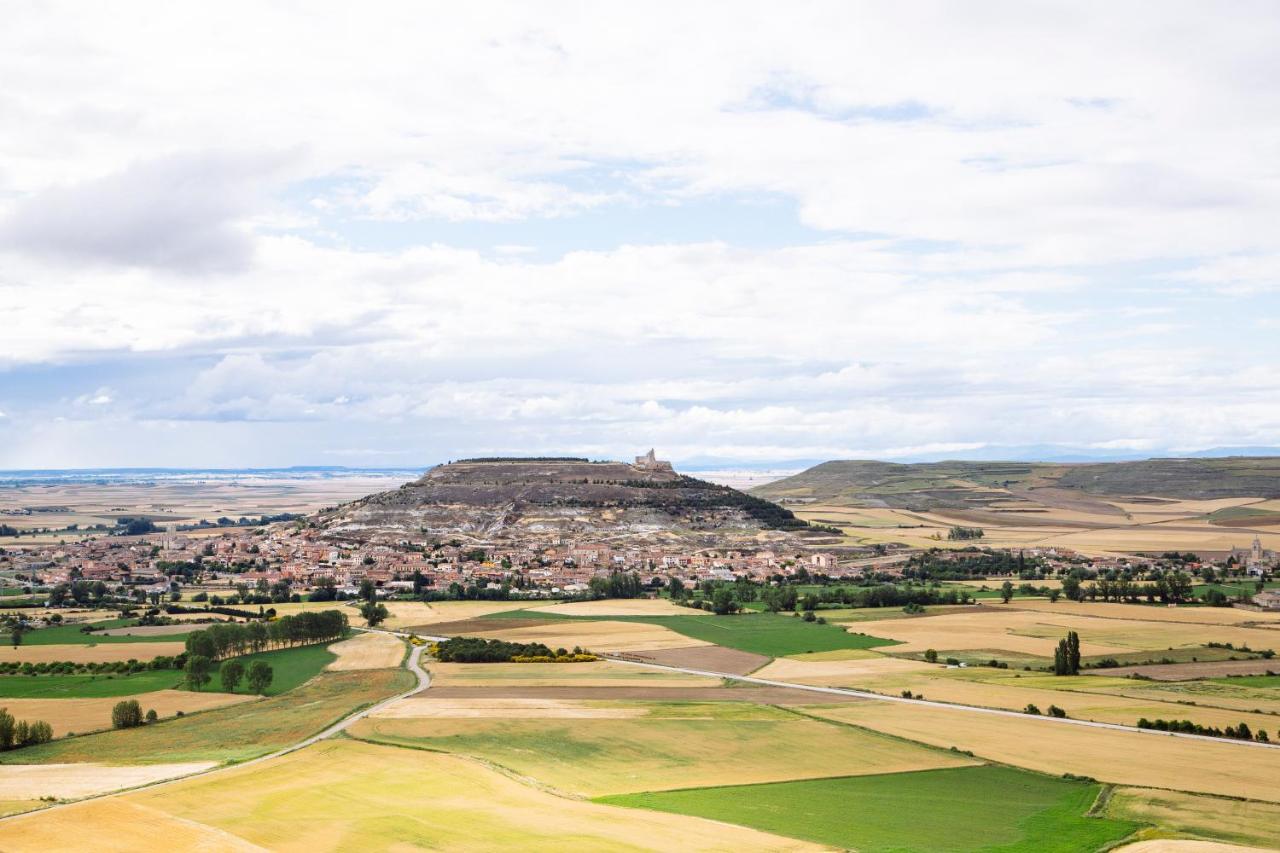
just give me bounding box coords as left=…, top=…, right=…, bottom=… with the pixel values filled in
left=1, top=518, right=1276, bottom=610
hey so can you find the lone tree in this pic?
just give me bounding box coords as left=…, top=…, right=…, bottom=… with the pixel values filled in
left=111, top=699, right=143, bottom=729
left=360, top=601, right=389, bottom=627
left=1000, top=581, right=1014, bottom=603
left=184, top=655, right=213, bottom=691
left=219, top=659, right=246, bottom=693
left=1053, top=631, right=1082, bottom=676
left=246, top=660, right=274, bottom=695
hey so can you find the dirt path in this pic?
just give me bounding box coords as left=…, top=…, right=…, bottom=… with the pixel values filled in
left=599, top=655, right=1280, bottom=752
left=0, top=633, right=424, bottom=823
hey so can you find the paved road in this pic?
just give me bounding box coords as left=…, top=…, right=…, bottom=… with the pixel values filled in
left=0, top=637, right=431, bottom=823
left=604, top=653, right=1280, bottom=751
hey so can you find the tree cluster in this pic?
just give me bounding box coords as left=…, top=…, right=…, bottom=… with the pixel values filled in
left=1053, top=631, right=1081, bottom=676
left=183, top=610, right=347, bottom=661
left=432, top=636, right=594, bottom=663
left=0, top=708, right=53, bottom=749
left=1137, top=717, right=1269, bottom=742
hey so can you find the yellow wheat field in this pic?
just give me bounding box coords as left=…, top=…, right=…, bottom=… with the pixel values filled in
left=0, top=760, right=216, bottom=800
left=0, top=690, right=254, bottom=737
left=0, top=643, right=187, bottom=665
left=526, top=598, right=691, bottom=617
left=0, top=739, right=823, bottom=852
left=808, top=700, right=1280, bottom=801
left=324, top=632, right=403, bottom=671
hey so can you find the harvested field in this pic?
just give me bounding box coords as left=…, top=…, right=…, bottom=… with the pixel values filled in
left=351, top=701, right=974, bottom=797
left=415, top=685, right=861, bottom=704
left=426, top=660, right=720, bottom=688
left=527, top=599, right=690, bottom=617
left=0, top=689, right=254, bottom=737
left=1092, top=659, right=1280, bottom=681
left=1117, top=843, right=1271, bottom=853
left=416, top=616, right=555, bottom=635
left=753, top=654, right=935, bottom=684
left=611, top=644, right=769, bottom=675
left=96, top=624, right=199, bottom=637
left=823, top=669, right=1280, bottom=733
left=0, top=760, right=215, bottom=800
left=371, top=697, right=650, bottom=719
left=456, top=620, right=710, bottom=653
left=0, top=740, right=823, bottom=852
left=1008, top=599, right=1280, bottom=626
left=395, top=600, right=535, bottom=627
left=0, top=642, right=186, bottom=665
left=850, top=608, right=1280, bottom=658
left=1106, top=787, right=1280, bottom=851
left=807, top=700, right=1280, bottom=800
left=324, top=632, right=403, bottom=671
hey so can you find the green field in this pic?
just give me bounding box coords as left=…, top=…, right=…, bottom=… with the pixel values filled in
left=484, top=609, right=897, bottom=657
left=211, top=642, right=337, bottom=696
left=0, top=640, right=337, bottom=699
left=1210, top=674, right=1280, bottom=689
left=0, top=618, right=197, bottom=645
left=0, top=668, right=182, bottom=698
left=598, top=765, right=1141, bottom=852
left=0, top=668, right=412, bottom=765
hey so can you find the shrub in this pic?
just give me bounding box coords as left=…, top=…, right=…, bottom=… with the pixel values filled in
left=111, top=699, right=144, bottom=729
left=1024, top=704, right=1042, bottom=715
left=1047, top=705, right=1067, bottom=718
left=145, top=709, right=158, bottom=723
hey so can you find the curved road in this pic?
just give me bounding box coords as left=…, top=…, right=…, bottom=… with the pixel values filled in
left=0, top=637, right=432, bottom=823
left=604, top=654, right=1280, bottom=751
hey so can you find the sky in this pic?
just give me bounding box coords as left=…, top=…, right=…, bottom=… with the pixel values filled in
left=2, top=1, right=1279, bottom=469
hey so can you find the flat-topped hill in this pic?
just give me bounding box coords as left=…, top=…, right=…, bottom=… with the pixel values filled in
left=317, top=457, right=817, bottom=547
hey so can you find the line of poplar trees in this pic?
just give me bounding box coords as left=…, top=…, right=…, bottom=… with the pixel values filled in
left=184, top=610, right=348, bottom=661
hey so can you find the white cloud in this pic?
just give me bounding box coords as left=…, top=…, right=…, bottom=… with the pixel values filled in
left=1, top=2, right=1279, bottom=466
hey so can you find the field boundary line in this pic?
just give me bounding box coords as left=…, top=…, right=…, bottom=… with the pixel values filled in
left=600, top=655, right=1280, bottom=751
left=0, top=637, right=424, bottom=824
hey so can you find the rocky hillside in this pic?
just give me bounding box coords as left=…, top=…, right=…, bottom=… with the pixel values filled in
left=316, top=457, right=823, bottom=547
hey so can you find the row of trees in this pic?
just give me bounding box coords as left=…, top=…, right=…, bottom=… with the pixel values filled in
left=183, top=656, right=273, bottom=693
left=432, top=637, right=594, bottom=663
left=0, top=708, right=53, bottom=749
left=184, top=610, right=348, bottom=661
left=1137, top=717, right=1270, bottom=742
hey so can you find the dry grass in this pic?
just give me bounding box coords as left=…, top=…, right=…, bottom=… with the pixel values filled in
left=324, top=632, right=403, bottom=671
left=1106, top=787, right=1280, bottom=850
left=526, top=599, right=690, bottom=617
left=807, top=700, right=1280, bottom=801
left=0, top=761, right=216, bottom=800
left=399, top=600, right=538, bottom=628
left=0, top=690, right=253, bottom=737
left=460, top=620, right=711, bottom=653
left=0, top=739, right=824, bottom=852
left=0, top=643, right=187, bottom=665
left=427, top=660, right=720, bottom=688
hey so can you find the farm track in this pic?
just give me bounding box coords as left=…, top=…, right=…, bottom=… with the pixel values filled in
left=601, top=654, right=1280, bottom=751
left=0, top=632, right=430, bottom=824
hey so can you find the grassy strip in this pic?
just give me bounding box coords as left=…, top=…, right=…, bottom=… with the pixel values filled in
left=0, top=668, right=182, bottom=698
left=1, top=618, right=197, bottom=645
left=597, top=765, right=1142, bottom=852
left=482, top=609, right=898, bottom=657
left=0, top=667, right=412, bottom=765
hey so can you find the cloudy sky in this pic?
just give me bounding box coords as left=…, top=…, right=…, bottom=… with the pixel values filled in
left=2, top=1, right=1279, bottom=469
